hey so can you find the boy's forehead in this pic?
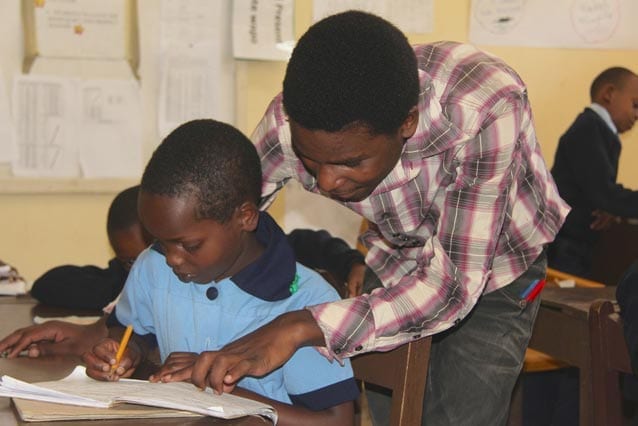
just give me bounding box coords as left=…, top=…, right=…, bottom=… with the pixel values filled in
left=139, top=192, right=199, bottom=234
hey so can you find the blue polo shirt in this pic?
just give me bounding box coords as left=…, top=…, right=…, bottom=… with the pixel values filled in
left=112, top=212, right=359, bottom=410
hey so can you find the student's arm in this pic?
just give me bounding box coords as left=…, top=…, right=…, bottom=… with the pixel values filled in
left=0, top=316, right=108, bottom=358
left=233, top=387, right=354, bottom=426
left=30, top=259, right=127, bottom=310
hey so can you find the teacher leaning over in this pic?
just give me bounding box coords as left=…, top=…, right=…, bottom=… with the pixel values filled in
left=191, top=11, right=569, bottom=426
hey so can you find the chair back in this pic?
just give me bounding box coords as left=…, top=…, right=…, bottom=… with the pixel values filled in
left=589, top=299, right=633, bottom=425
left=351, top=336, right=431, bottom=426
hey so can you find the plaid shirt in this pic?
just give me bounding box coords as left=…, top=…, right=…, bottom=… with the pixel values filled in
left=252, top=41, right=569, bottom=359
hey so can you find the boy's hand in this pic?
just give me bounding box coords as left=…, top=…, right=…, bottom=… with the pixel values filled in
left=191, top=310, right=324, bottom=394
left=590, top=209, right=620, bottom=231
left=82, top=338, right=140, bottom=381
left=346, top=262, right=367, bottom=297
left=0, top=320, right=105, bottom=358
left=149, top=351, right=197, bottom=383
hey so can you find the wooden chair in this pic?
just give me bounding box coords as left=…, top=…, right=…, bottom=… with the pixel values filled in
left=589, top=299, right=633, bottom=426
left=352, top=336, right=432, bottom=426
left=508, top=267, right=606, bottom=426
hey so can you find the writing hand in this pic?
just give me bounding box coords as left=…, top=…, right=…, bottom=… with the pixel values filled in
left=82, top=337, right=139, bottom=381
left=191, top=309, right=324, bottom=394
left=149, top=351, right=197, bottom=383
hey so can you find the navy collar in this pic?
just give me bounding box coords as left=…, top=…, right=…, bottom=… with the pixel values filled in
left=231, top=212, right=297, bottom=301
left=150, top=211, right=297, bottom=301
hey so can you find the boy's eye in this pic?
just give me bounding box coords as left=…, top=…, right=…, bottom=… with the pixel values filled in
left=182, top=242, right=201, bottom=253
left=343, top=159, right=361, bottom=168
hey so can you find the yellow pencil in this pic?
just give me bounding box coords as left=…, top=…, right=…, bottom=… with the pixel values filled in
left=111, top=324, right=134, bottom=373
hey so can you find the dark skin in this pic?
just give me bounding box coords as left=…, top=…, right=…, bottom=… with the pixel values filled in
left=191, top=110, right=419, bottom=396
left=83, top=191, right=355, bottom=426
left=0, top=317, right=108, bottom=358
left=587, top=74, right=638, bottom=230
left=0, top=223, right=150, bottom=358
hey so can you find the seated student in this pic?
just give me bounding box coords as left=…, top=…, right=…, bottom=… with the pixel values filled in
left=81, top=119, right=358, bottom=426
left=30, top=185, right=153, bottom=310
left=548, top=67, right=638, bottom=278
left=0, top=232, right=368, bottom=358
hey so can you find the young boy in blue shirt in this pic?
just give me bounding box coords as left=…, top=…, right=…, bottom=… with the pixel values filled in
left=82, top=119, right=358, bottom=425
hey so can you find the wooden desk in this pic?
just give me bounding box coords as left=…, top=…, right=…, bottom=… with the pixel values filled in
left=527, top=286, right=617, bottom=426
left=591, top=219, right=638, bottom=286
left=0, top=296, right=270, bottom=426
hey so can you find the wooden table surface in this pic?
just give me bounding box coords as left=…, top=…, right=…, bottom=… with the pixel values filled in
left=0, top=296, right=271, bottom=426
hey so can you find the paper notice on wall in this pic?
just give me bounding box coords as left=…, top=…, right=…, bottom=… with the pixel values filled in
left=469, top=0, right=638, bottom=49
left=11, top=75, right=78, bottom=177
left=77, top=79, right=143, bottom=178
left=232, top=0, right=295, bottom=61
left=313, top=0, right=434, bottom=34
left=0, top=68, right=17, bottom=164
left=11, top=75, right=143, bottom=178
left=158, top=0, right=235, bottom=137
left=33, top=0, right=129, bottom=59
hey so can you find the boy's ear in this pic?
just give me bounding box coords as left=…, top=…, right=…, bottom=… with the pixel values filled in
left=599, top=83, right=616, bottom=105
left=235, top=202, right=260, bottom=232
left=400, top=106, right=419, bottom=139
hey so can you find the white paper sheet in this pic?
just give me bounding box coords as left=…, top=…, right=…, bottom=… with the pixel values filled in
left=158, top=0, right=235, bottom=138
left=469, top=0, right=638, bottom=49
left=0, top=68, right=17, bottom=164
left=11, top=75, right=143, bottom=178
left=77, top=79, right=143, bottom=178
left=232, top=0, right=295, bottom=61
left=34, top=0, right=129, bottom=59
left=313, top=0, right=434, bottom=34
left=11, top=75, right=78, bottom=177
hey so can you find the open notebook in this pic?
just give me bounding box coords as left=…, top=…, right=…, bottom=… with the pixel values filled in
left=0, top=366, right=277, bottom=423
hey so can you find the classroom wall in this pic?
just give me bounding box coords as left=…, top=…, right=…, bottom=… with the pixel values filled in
left=2, top=0, right=638, bottom=282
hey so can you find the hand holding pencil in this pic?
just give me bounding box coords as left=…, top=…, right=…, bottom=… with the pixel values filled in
left=82, top=324, right=140, bottom=381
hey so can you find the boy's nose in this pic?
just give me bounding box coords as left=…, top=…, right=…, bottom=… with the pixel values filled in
left=165, top=250, right=184, bottom=268
left=316, top=165, right=343, bottom=193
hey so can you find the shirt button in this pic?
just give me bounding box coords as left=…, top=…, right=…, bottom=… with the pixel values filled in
left=206, top=287, right=219, bottom=300
left=355, top=345, right=363, bottom=351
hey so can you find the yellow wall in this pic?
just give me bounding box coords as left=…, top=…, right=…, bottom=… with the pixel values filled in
left=2, top=0, right=638, bottom=281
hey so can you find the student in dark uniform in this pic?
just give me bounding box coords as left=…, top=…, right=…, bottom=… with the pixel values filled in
left=29, top=185, right=153, bottom=310
left=548, top=67, right=638, bottom=278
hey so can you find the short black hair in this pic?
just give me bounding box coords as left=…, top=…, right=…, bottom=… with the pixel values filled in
left=283, top=10, right=419, bottom=135
left=141, top=119, right=262, bottom=223
left=590, top=67, right=637, bottom=100
left=107, top=185, right=140, bottom=236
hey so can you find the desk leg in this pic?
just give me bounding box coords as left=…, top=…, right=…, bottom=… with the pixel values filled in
left=580, top=367, right=593, bottom=426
